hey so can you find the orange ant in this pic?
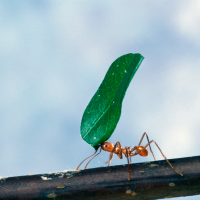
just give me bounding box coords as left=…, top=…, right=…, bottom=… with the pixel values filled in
left=76, top=132, right=183, bottom=180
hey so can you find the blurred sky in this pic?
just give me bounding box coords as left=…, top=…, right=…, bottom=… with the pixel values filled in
left=0, top=1, right=200, bottom=199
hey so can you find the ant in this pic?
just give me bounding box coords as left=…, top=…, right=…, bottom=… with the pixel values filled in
left=76, top=132, right=183, bottom=180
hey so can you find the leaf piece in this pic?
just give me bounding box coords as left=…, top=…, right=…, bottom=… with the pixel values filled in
left=81, top=53, right=144, bottom=149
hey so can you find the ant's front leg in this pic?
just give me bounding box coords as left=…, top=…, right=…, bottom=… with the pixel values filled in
left=106, top=141, right=123, bottom=166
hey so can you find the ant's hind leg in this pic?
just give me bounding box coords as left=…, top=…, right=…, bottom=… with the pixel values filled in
left=145, top=140, right=183, bottom=176
left=139, top=132, right=156, bottom=161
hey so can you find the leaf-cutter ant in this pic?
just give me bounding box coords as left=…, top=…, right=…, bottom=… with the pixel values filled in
left=76, top=132, right=183, bottom=180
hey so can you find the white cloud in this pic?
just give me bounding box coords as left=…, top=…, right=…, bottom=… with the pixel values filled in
left=174, top=1, right=200, bottom=44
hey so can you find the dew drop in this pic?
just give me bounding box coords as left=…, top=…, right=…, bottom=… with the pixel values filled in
left=112, top=73, right=114, bottom=75
left=94, top=137, right=96, bottom=139
left=125, top=70, right=127, bottom=73
left=98, top=94, right=100, bottom=97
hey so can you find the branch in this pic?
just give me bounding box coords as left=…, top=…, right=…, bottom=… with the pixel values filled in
left=0, top=156, right=200, bottom=200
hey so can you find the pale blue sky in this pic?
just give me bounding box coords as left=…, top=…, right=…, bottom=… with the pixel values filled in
left=0, top=1, right=200, bottom=199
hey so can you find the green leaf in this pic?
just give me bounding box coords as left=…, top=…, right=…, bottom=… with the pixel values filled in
left=81, top=53, right=144, bottom=149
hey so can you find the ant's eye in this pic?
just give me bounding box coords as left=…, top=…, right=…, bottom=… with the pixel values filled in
left=105, top=145, right=107, bottom=147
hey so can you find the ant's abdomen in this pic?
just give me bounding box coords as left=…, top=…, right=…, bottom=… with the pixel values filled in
left=137, top=146, right=148, bottom=157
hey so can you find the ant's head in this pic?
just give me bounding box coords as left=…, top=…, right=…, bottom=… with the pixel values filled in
left=101, top=142, right=114, bottom=152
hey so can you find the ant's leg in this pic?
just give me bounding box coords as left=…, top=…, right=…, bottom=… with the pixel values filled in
left=130, top=146, right=137, bottom=155
left=145, top=140, right=183, bottom=176
left=138, top=132, right=156, bottom=161
left=106, top=142, right=118, bottom=166
left=106, top=152, right=113, bottom=166
left=106, top=152, right=114, bottom=166
left=116, top=141, right=123, bottom=159
left=107, top=141, right=122, bottom=166
left=130, top=156, right=132, bottom=163
left=125, top=147, right=131, bottom=181
left=84, top=148, right=102, bottom=169
left=76, top=149, right=98, bottom=171
left=138, top=132, right=146, bottom=146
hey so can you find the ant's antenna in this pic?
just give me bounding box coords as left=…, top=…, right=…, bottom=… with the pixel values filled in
left=84, top=148, right=102, bottom=169
left=76, top=148, right=99, bottom=171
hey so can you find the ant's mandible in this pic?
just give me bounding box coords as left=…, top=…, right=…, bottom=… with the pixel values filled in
left=76, top=132, right=183, bottom=180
